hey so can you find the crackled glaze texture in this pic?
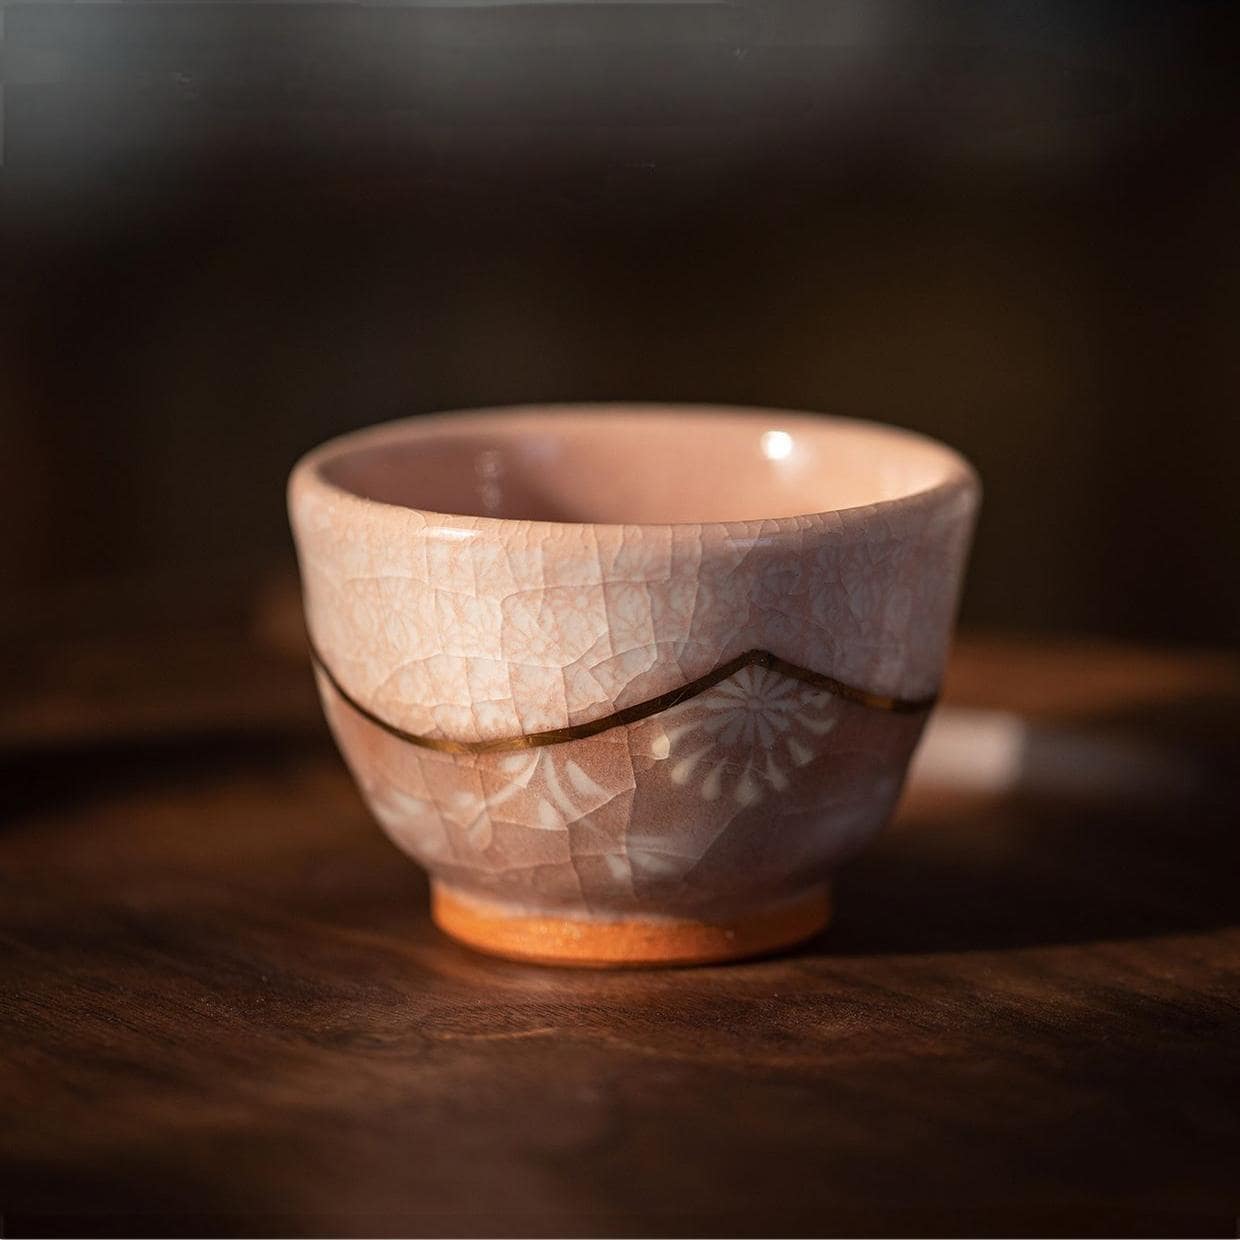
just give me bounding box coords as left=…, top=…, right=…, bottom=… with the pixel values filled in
left=289, top=405, right=979, bottom=961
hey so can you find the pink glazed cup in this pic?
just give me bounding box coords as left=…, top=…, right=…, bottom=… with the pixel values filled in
left=289, top=405, right=979, bottom=965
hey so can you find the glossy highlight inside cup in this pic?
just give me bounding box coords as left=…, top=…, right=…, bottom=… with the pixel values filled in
left=316, top=406, right=967, bottom=525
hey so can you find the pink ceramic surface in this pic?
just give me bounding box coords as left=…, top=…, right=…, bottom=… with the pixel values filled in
left=288, top=405, right=979, bottom=963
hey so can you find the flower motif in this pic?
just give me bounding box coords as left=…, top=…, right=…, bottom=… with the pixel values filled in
left=495, top=749, right=612, bottom=831
left=653, top=665, right=840, bottom=808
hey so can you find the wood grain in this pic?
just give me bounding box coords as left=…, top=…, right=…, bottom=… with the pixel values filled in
left=2, top=585, right=1238, bottom=1237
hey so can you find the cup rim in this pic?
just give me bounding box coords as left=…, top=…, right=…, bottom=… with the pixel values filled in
left=290, top=402, right=980, bottom=534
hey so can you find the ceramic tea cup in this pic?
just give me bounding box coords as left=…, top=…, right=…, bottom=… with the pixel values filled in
left=289, top=405, right=980, bottom=965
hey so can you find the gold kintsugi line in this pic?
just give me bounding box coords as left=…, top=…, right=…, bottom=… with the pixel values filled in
left=309, top=642, right=935, bottom=754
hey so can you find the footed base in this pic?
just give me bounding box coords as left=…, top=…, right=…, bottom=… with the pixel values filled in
left=430, top=883, right=832, bottom=968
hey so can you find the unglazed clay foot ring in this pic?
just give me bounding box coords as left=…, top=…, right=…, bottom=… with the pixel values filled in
left=431, top=883, right=832, bottom=967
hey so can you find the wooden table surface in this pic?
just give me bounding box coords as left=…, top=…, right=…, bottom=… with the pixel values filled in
left=2, top=580, right=1239, bottom=1237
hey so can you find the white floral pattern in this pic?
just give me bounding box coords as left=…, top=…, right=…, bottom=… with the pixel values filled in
left=336, top=656, right=864, bottom=902
left=648, top=665, right=840, bottom=808
left=494, top=749, right=613, bottom=832
left=364, top=663, right=845, bottom=851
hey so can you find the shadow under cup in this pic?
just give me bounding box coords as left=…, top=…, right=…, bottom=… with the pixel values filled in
left=289, top=405, right=980, bottom=966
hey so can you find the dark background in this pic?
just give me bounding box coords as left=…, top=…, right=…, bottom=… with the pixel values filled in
left=3, top=11, right=1240, bottom=1237
left=4, top=0, right=1238, bottom=644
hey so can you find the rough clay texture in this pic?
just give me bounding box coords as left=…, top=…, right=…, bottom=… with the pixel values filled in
left=289, top=414, right=979, bottom=919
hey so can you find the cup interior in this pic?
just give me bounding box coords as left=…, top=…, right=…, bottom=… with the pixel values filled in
left=315, top=406, right=965, bottom=524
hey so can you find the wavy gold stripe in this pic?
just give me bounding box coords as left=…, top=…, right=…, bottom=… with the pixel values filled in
left=310, top=643, right=935, bottom=754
